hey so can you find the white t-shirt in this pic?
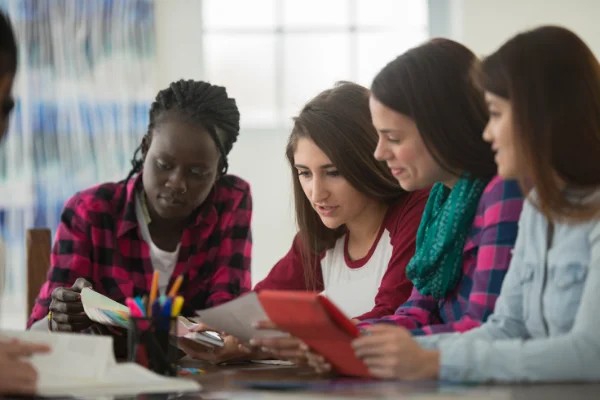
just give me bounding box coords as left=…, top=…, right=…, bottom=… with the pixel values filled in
left=321, top=227, right=393, bottom=318
left=255, top=189, right=430, bottom=320
left=134, top=192, right=180, bottom=295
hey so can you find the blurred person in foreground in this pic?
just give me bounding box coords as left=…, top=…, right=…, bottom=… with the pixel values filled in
left=0, top=11, right=51, bottom=396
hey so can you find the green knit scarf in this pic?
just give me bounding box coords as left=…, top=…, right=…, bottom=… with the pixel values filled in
left=406, top=175, right=489, bottom=299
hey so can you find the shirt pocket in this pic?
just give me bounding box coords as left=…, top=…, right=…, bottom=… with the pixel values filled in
left=518, top=262, right=535, bottom=322
left=547, top=262, right=588, bottom=331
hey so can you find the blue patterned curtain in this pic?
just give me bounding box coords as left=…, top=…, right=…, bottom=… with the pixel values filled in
left=0, top=0, right=156, bottom=298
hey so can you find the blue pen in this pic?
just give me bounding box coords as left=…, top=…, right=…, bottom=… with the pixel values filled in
left=152, top=301, right=161, bottom=324
left=161, top=297, right=173, bottom=330
left=134, top=296, right=146, bottom=316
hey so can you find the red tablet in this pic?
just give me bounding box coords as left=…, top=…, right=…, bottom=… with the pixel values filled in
left=258, top=290, right=371, bottom=378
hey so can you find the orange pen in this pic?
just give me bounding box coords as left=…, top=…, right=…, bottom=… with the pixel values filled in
left=148, top=270, right=159, bottom=317
left=168, top=275, right=184, bottom=297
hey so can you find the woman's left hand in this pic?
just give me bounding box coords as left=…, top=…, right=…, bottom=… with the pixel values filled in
left=306, top=347, right=333, bottom=374
left=352, top=324, right=440, bottom=380
left=249, top=320, right=308, bottom=364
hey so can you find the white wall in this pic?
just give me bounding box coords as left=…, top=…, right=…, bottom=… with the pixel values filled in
left=154, top=0, right=600, bottom=286
left=226, top=130, right=296, bottom=285
left=154, top=0, right=205, bottom=89
left=448, top=0, right=600, bottom=57
left=154, top=1, right=296, bottom=285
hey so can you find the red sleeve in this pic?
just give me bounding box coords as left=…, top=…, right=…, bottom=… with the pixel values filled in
left=355, top=189, right=429, bottom=320
left=27, top=194, right=94, bottom=328
left=205, top=185, right=253, bottom=307
left=254, top=234, right=324, bottom=292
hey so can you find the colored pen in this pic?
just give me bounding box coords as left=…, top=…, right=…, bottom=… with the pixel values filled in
left=175, top=366, right=205, bottom=376
left=141, top=295, right=148, bottom=316
left=126, top=297, right=148, bottom=329
left=134, top=296, right=146, bottom=316
left=168, top=275, right=184, bottom=297
left=152, top=301, right=161, bottom=321
left=148, top=271, right=159, bottom=317
left=161, top=297, right=173, bottom=330
left=171, top=296, right=184, bottom=317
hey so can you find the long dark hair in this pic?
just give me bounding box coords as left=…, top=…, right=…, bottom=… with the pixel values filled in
left=477, top=26, right=600, bottom=222
left=286, top=81, right=406, bottom=288
left=371, top=38, right=495, bottom=179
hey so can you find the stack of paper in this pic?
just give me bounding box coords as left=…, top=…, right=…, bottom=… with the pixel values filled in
left=1, top=330, right=201, bottom=396
left=81, top=288, right=130, bottom=328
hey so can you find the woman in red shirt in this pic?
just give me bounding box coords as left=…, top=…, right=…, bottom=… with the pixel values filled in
left=182, top=82, right=428, bottom=363
left=254, top=82, right=428, bottom=321
left=27, top=80, right=252, bottom=357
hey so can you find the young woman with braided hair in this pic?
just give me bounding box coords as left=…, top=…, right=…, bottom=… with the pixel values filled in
left=27, top=80, right=253, bottom=357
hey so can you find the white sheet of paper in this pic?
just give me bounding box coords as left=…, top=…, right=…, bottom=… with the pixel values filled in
left=1, top=330, right=114, bottom=381
left=81, top=288, right=129, bottom=313
left=195, top=292, right=287, bottom=343
left=0, top=330, right=201, bottom=396
left=81, top=287, right=129, bottom=312
left=37, top=362, right=200, bottom=397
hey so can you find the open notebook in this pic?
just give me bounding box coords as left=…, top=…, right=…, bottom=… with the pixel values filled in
left=1, top=330, right=201, bottom=397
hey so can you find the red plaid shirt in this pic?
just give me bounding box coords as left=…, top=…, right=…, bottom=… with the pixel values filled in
left=27, top=173, right=252, bottom=328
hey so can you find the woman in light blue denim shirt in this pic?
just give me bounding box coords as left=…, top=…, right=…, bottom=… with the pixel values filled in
left=309, top=26, right=600, bottom=382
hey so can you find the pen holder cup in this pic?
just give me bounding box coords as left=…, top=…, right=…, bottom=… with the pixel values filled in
left=127, top=316, right=178, bottom=376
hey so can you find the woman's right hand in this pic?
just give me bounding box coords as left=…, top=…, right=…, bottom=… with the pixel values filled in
left=0, top=338, right=50, bottom=395
left=49, top=278, right=94, bottom=332
left=178, top=323, right=249, bottom=364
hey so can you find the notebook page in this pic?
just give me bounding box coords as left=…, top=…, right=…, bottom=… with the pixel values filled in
left=1, top=331, right=201, bottom=396
left=0, top=330, right=112, bottom=381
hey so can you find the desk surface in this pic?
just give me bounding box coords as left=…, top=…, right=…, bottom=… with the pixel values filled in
left=173, top=358, right=600, bottom=400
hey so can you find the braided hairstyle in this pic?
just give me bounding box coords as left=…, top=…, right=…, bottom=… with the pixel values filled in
left=124, top=79, right=240, bottom=185
left=116, top=80, right=240, bottom=223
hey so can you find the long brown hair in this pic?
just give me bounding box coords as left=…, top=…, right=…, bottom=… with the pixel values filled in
left=478, top=26, right=600, bottom=222
left=286, top=81, right=407, bottom=289
left=371, top=38, right=495, bottom=179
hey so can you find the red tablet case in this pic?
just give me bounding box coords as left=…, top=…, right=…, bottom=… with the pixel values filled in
left=258, top=290, right=372, bottom=378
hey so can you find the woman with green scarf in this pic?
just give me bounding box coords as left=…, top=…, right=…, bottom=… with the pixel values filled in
left=307, top=39, right=524, bottom=377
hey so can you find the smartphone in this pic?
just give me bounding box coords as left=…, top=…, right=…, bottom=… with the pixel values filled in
left=177, top=317, right=225, bottom=348
left=184, top=330, right=225, bottom=348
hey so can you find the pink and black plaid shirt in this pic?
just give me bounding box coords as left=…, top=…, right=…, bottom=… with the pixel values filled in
left=27, top=173, right=252, bottom=328
left=359, top=177, right=523, bottom=335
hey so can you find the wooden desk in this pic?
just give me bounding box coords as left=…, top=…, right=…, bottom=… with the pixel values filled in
left=177, top=358, right=600, bottom=399
left=179, top=358, right=317, bottom=392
